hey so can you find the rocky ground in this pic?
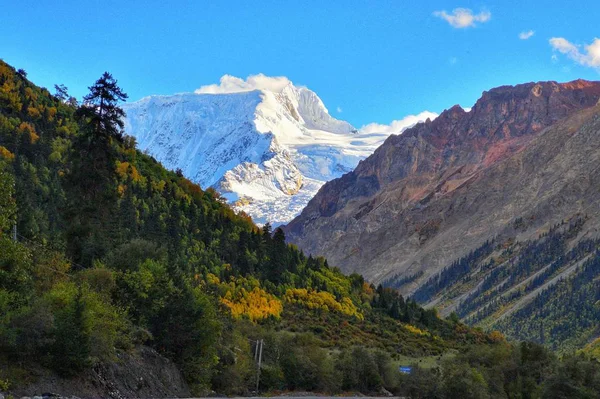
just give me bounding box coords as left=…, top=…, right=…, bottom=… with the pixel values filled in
left=2, top=346, right=190, bottom=399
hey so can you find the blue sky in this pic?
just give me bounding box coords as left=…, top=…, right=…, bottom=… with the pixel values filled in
left=2, top=1, right=599, bottom=127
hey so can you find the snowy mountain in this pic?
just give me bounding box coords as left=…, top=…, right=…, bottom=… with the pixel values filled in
left=123, top=75, right=436, bottom=225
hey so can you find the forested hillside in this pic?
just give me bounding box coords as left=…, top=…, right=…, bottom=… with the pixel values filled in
left=1, top=60, right=599, bottom=398
left=385, top=214, right=600, bottom=353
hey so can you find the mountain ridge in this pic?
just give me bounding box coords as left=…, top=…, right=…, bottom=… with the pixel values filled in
left=285, top=79, right=600, bottom=275
left=123, top=79, right=435, bottom=225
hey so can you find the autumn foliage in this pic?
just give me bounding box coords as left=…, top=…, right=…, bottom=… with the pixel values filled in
left=283, top=288, right=362, bottom=319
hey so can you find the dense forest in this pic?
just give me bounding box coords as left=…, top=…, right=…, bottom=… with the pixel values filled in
left=1, top=60, right=599, bottom=398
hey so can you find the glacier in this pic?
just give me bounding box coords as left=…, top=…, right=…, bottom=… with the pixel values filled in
left=123, top=76, right=436, bottom=225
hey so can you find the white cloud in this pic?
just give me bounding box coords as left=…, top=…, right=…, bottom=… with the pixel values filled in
left=359, top=111, right=438, bottom=135
left=433, top=8, right=491, bottom=28
left=196, top=74, right=292, bottom=94
left=519, top=30, right=535, bottom=40
left=336, top=106, right=343, bottom=113
left=549, top=37, right=600, bottom=68
left=449, top=57, right=458, bottom=65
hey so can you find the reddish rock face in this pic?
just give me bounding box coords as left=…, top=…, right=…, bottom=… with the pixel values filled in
left=310, top=80, right=600, bottom=218
left=284, top=79, right=600, bottom=285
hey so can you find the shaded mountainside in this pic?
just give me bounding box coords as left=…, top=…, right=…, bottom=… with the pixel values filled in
left=285, top=80, right=600, bottom=350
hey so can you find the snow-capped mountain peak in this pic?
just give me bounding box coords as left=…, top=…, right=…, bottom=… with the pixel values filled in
left=123, top=74, right=436, bottom=225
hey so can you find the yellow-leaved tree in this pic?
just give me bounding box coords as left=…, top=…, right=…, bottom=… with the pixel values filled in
left=283, top=288, right=363, bottom=319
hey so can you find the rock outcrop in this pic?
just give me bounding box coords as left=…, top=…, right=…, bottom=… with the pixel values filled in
left=6, top=346, right=190, bottom=399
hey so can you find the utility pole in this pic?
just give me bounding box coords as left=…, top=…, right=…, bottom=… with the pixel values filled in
left=255, top=339, right=264, bottom=393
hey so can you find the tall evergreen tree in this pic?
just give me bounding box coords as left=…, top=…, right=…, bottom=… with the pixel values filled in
left=51, top=287, right=90, bottom=375
left=266, top=227, right=287, bottom=282
left=64, top=72, right=128, bottom=265
left=0, top=161, right=16, bottom=235
left=119, top=175, right=138, bottom=241
left=53, top=84, right=69, bottom=102
left=76, top=72, right=128, bottom=142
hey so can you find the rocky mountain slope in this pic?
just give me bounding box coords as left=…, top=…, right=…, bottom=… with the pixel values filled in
left=7, top=346, right=190, bottom=398
left=123, top=78, right=434, bottom=225
left=285, top=80, right=600, bottom=349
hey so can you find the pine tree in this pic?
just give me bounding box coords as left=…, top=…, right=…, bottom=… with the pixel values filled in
left=262, top=222, right=272, bottom=240
left=0, top=162, right=16, bottom=235
left=119, top=175, right=138, bottom=240
left=53, top=84, right=69, bottom=102
left=76, top=72, right=128, bottom=142
left=64, top=72, right=128, bottom=265
left=51, top=287, right=90, bottom=375
left=266, top=227, right=288, bottom=283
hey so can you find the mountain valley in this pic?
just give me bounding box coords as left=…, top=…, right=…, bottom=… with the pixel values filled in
left=6, top=1, right=600, bottom=397
left=286, top=80, right=600, bottom=349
